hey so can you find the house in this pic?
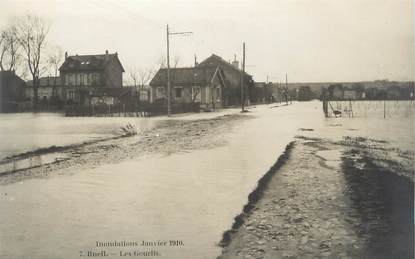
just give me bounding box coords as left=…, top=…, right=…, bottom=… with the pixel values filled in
left=386, top=87, right=401, bottom=99
left=0, top=71, right=26, bottom=112
left=149, top=53, right=255, bottom=111
left=149, top=66, right=226, bottom=110
left=252, top=82, right=280, bottom=103
left=343, top=88, right=357, bottom=100
left=328, top=84, right=344, bottom=100
left=297, top=86, right=315, bottom=101
left=25, top=76, right=63, bottom=104
left=59, top=50, right=125, bottom=105
left=196, top=54, right=255, bottom=106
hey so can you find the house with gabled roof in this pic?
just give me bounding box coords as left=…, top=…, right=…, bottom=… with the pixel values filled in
left=59, top=50, right=125, bottom=105
left=149, top=54, right=255, bottom=110
left=149, top=66, right=226, bottom=110
left=197, top=54, right=254, bottom=106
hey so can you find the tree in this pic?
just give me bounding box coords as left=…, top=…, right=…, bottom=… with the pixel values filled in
left=0, top=25, right=20, bottom=71
left=46, top=45, right=63, bottom=97
left=138, top=68, right=155, bottom=88
left=14, top=15, right=49, bottom=110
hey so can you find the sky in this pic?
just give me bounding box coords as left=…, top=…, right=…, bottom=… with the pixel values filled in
left=0, top=0, right=413, bottom=83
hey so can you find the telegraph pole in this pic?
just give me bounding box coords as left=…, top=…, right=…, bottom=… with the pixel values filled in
left=285, top=74, right=288, bottom=105
left=166, top=25, right=171, bottom=116
left=166, top=24, right=192, bottom=116
left=241, top=42, right=246, bottom=112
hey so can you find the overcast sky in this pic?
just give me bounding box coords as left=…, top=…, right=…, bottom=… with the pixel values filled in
left=0, top=0, right=413, bottom=82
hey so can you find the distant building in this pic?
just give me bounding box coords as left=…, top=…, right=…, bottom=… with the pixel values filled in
left=386, top=87, right=401, bottom=99
left=328, top=84, right=344, bottom=100
left=59, top=50, right=125, bottom=105
left=0, top=71, right=26, bottom=112
left=297, top=86, right=315, bottom=101
left=343, top=89, right=357, bottom=100
left=252, top=82, right=275, bottom=103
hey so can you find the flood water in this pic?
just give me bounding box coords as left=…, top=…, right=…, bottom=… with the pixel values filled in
left=0, top=101, right=413, bottom=259
left=0, top=109, right=243, bottom=161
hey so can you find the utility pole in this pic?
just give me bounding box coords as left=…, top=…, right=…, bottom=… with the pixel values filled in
left=166, top=25, right=171, bottom=116
left=241, top=42, right=246, bottom=112
left=166, top=24, right=192, bottom=116
left=285, top=74, right=288, bottom=105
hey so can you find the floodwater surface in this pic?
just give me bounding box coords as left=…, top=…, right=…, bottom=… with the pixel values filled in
left=0, top=101, right=413, bottom=259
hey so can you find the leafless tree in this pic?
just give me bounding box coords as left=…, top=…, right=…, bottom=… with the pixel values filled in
left=0, top=25, right=20, bottom=71
left=128, top=66, right=139, bottom=88
left=14, top=15, right=49, bottom=110
left=47, top=45, right=63, bottom=97
left=138, top=68, right=155, bottom=88
left=158, top=56, right=166, bottom=68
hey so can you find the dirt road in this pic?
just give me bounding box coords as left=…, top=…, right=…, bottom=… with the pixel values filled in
left=219, top=136, right=414, bottom=259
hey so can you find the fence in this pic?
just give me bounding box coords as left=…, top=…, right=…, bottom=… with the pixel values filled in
left=322, top=99, right=415, bottom=118
left=65, top=102, right=200, bottom=117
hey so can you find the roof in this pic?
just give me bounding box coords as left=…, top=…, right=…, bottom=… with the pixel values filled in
left=59, top=53, right=125, bottom=72
left=197, top=54, right=252, bottom=77
left=149, top=66, right=224, bottom=87
left=0, top=71, right=25, bottom=84
left=26, top=76, right=61, bottom=87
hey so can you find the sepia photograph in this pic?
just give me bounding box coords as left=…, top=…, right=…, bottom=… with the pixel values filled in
left=0, top=0, right=413, bottom=258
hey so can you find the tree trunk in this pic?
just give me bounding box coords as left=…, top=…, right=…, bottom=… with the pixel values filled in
left=33, top=76, right=39, bottom=111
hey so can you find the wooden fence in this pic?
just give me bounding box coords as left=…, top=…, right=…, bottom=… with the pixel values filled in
left=65, top=103, right=200, bottom=117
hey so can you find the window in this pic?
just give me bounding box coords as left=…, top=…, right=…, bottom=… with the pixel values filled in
left=156, top=87, right=165, bottom=99
left=174, top=87, right=182, bottom=99
left=92, top=73, right=98, bottom=84
left=192, top=86, right=201, bottom=102
left=66, top=74, right=73, bottom=86
left=80, top=74, right=85, bottom=86
left=216, top=87, right=221, bottom=101
left=87, top=74, right=91, bottom=85
left=68, top=90, right=74, bottom=100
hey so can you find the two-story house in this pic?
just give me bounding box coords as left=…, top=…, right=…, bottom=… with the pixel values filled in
left=59, top=50, right=125, bottom=105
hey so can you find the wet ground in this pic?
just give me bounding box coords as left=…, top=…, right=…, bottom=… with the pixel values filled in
left=218, top=136, right=414, bottom=259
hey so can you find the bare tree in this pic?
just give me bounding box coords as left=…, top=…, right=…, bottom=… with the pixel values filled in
left=128, top=66, right=139, bottom=88
left=0, top=25, right=20, bottom=71
left=138, top=68, right=155, bottom=88
left=158, top=56, right=166, bottom=68
left=14, top=15, right=49, bottom=110
left=47, top=45, right=63, bottom=97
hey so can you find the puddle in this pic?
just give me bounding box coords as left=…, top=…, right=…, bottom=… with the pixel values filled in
left=0, top=153, right=69, bottom=175
left=316, top=149, right=342, bottom=169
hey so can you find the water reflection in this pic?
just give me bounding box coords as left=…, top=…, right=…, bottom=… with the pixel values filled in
left=0, top=153, right=68, bottom=175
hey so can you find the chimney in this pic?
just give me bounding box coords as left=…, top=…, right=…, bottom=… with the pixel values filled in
left=105, top=50, right=109, bottom=55
left=231, top=54, right=239, bottom=69
left=65, top=51, right=68, bottom=60
left=194, top=54, right=198, bottom=67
